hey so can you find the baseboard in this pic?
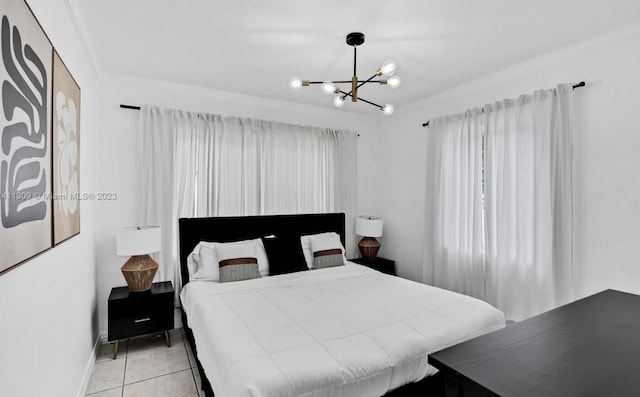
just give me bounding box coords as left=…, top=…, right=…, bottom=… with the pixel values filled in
left=76, top=333, right=101, bottom=397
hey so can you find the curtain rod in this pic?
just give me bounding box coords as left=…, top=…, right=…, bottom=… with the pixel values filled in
left=421, top=81, right=586, bottom=127
left=119, top=104, right=360, bottom=136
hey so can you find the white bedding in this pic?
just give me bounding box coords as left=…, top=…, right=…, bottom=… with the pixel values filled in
left=181, top=263, right=504, bottom=397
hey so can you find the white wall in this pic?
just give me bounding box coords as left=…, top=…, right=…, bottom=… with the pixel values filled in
left=94, top=76, right=383, bottom=338
left=375, top=25, right=640, bottom=300
left=0, top=1, right=99, bottom=397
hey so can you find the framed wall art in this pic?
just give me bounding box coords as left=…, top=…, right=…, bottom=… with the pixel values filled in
left=0, top=0, right=53, bottom=273
left=52, top=50, right=80, bottom=245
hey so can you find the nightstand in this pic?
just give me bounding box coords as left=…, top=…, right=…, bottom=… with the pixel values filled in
left=350, top=257, right=396, bottom=275
left=108, top=281, right=174, bottom=359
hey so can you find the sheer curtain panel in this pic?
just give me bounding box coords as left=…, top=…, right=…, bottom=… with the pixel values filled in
left=484, top=85, right=574, bottom=321
left=424, top=84, right=575, bottom=321
left=423, top=109, right=486, bottom=300
left=140, top=107, right=183, bottom=296
left=139, top=107, right=357, bottom=296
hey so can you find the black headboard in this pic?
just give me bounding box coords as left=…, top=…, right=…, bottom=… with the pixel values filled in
left=179, top=213, right=346, bottom=286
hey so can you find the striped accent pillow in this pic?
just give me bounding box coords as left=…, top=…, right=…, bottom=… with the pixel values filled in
left=313, top=248, right=344, bottom=269
left=219, top=257, right=261, bottom=283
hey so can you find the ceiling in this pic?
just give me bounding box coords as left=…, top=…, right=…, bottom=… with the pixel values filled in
left=79, top=0, right=640, bottom=113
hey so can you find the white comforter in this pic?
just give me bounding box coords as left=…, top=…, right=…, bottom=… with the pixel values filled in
left=181, top=263, right=504, bottom=397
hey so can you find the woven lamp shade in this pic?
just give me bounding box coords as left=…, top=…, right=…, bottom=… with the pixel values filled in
left=116, top=227, right=161, bottom=292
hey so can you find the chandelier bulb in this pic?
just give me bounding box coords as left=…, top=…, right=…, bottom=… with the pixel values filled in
left=381, top=104, right=394, bottom=116
left=379, top=60, right=397, bottom=77
left=289, top=77, right=303, bottom=91
left=333, top=95, right=345, bottom=108
left=387, top=75, right=402, bottom=89
left=321, top=81, right=337, bottom=95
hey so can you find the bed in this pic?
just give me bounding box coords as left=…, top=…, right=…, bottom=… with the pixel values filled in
left=179, top=213, right=504, bottom=397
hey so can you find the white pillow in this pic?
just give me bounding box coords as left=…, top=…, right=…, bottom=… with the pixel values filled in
left=216, top=241, right=257, bottom=261
left=310, top=233, right=347, bottom=269
left=194, top=243, right=220, bottom=281
left=186, top=247, right=200, bottom=280
left=191, top=238, right=269, bottom=281
left=300, top=232, right=346, bottom=269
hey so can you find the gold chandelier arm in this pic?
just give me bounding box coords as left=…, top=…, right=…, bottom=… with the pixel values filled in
left=338, top=90, right=381, bottom=109
left=356, top=96, right=382, bottom=108
left=305, top=80, right=384, bottom=85
left=305, top=80, right=354, bottom=84
left=342, top=71, right=380, bottom=101
left=357, top=72, right=381, bottom=89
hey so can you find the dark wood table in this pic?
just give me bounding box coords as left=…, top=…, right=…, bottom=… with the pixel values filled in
left=428, top=289, right=640, bottom=397
left=349, top=257, right=396, bottom=275
left=108, top=281, right=174, bottom=358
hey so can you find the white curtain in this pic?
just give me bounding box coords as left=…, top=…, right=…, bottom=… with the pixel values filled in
left=139, top=107, right=358, bottom=297
left=424, top=84, right=575, bottom=321
left=195, top=116, right=357, bottom=217
left=424, top=109, right=486, bottom=300
left=139, top=107, right=184, bottom=300
left=484, top=84, right=574, bottom=321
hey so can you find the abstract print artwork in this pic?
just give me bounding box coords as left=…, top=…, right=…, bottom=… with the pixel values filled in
left=0, top=1, right=52, bottom=273
left=52, top=51, right=80, bottom=245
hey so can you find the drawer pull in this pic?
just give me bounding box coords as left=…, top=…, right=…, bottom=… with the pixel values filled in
left=135, top=317, right=151, bottom=323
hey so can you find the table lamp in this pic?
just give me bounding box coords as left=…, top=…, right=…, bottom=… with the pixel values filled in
left=355, top=216, right=383, bottom=261
left=116, top=226, right=161, bottom=292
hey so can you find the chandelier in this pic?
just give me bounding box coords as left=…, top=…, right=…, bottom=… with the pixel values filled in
left=289, top=32, right=401, bottom=115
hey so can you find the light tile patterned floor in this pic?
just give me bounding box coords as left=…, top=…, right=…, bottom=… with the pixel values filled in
left=86, top=328, right=203, bottom=397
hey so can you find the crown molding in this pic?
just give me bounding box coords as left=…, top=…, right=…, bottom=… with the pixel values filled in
left=63, top=0, right=103, bottom=78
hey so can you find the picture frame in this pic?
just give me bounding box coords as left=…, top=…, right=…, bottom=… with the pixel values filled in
left=0, top=0, right=53, bottom=274
left=52, top=50, right=80, bottom=245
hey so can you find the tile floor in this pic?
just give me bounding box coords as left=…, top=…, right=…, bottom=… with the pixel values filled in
left=85, top=328, right=203, bottom=397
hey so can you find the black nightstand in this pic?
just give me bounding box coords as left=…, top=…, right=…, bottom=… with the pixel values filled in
left=350, top=257, right=396, bottom=275
left=108, top=281, right=174, bottom=358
